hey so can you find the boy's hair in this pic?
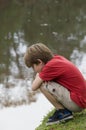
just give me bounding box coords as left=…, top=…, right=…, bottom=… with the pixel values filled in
left=24, top=43, right=54, bottom=67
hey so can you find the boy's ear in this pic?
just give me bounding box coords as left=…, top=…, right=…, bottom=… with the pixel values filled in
left=37, top=59, right=42, bottom=63
left=37, top=59, right=43, bottom=64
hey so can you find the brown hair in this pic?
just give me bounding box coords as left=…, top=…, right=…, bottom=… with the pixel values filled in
left=24, top=43, right=54, bottom=67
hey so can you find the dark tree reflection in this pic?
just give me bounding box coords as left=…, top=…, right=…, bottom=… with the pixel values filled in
left=0, top=0, right=86, bottom=108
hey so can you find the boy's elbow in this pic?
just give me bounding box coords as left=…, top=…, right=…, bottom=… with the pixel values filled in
left=32, top=85, right=38, bottom=91
left=32, top=87, right=36, bottom=91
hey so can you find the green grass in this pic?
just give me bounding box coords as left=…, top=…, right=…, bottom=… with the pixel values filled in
left=36, top=109, right=86, bottom=130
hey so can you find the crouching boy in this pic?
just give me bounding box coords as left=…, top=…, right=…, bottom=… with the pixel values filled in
left=24, top=43, right=86, bottom=125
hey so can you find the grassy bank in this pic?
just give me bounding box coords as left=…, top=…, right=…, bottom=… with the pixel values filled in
left=36, top=109, right=86, bottom=130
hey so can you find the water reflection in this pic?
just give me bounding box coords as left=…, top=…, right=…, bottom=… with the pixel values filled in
left=0, top=0, right=86, bottom=107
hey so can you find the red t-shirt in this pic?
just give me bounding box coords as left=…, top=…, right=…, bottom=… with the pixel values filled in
left=39, top=55, right=86, bottom=108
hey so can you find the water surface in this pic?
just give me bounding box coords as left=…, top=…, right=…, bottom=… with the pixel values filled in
left=0, top=0, right=86, bottom=129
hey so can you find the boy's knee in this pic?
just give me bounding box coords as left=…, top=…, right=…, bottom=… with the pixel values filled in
left=40, top=82, right=48, bottom=92
left=40, top=85, right=44, bottom=91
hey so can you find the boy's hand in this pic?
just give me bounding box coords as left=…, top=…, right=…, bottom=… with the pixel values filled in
left=32, top=73, right=43, bottom=91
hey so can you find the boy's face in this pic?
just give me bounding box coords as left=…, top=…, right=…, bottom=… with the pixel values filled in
left=32, top=59, right=44, bottom=73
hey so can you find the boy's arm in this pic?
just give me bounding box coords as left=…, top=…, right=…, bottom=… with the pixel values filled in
left=32, top=73, right=43, bottom=91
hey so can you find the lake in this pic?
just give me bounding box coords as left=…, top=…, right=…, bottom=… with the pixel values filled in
left=0, top=0, right=86, bottom=130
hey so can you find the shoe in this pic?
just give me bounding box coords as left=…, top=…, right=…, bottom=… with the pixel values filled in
left=46, top=108, right=73, bottom=125
left=48, top=109, right=62, bottom=121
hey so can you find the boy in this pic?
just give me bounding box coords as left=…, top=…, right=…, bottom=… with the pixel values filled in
left=24, top=43, right=86, bottom=125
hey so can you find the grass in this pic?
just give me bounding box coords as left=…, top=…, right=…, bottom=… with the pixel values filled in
left=36, top=109, right=86, bottom=130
